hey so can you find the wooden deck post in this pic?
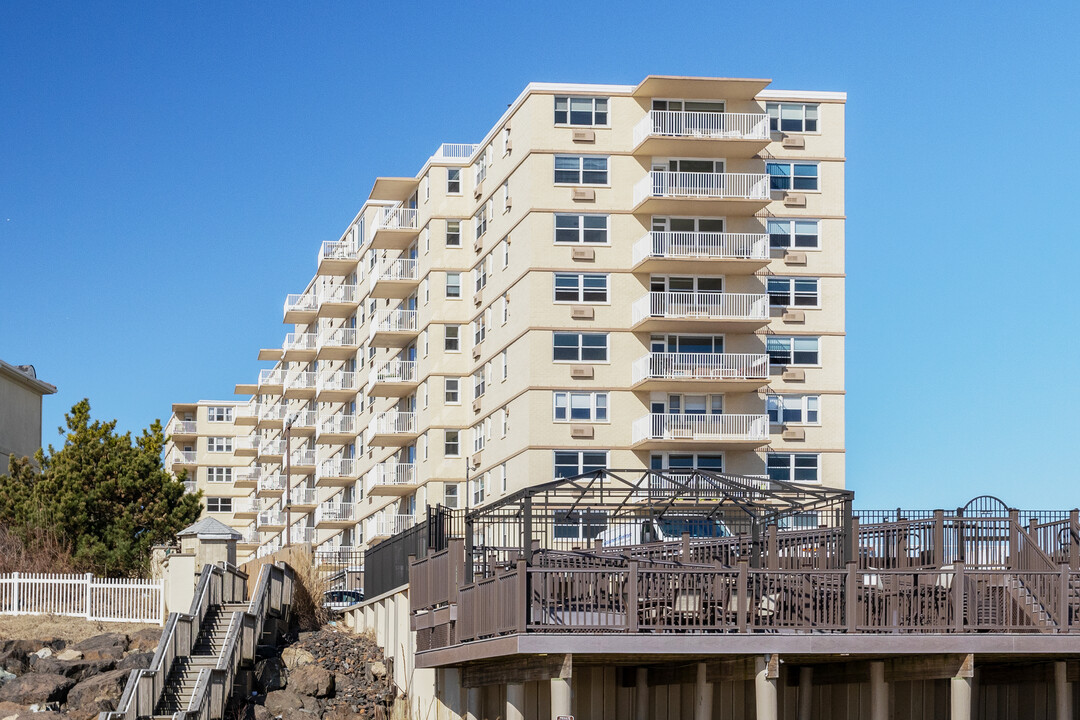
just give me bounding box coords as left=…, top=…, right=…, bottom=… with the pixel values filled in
left=845, top=561, right=858, bottom=632
left=694, top=662, right=712, bottom=720
left=635, top=667, right=649, bottom=720
left=869, top=661, right=887, bottom=720
left=736, top=560, right=748, bottom=633
left=681, top=532, right=691, bottom=563
left=627, top=561, right=639, bottom=633
left=933, top=510, right=945, bottom=567
left=1008, top=510, right=1019, bottom=567
left=516, top=559, right=528, bottom=633
left=1055, top=660, right=1072, bottom=720
left=1071, top=509, right=1080, bottom=570
left=796, top=666, right=813, bottom=720
left=754, top=655, right=778, bottom=720
left=953, top=562, right=965, bottom=632
left=950, top=675, right=972, bottom=720
left=507, top=682, right=525, bottom=720
left=766, top=525, right=779, bottom=570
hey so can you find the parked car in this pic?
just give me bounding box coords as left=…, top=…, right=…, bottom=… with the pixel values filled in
left=322, top=589, right=364, bottom=614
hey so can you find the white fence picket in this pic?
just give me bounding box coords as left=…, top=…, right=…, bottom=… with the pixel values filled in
left=0, top=572, right=163, bottom=625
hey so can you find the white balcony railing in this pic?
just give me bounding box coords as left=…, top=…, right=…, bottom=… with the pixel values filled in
left=372, top=360, right=417, bottom=385
left=257, top=540, right=282, bottom=558
left=633, top=171, right=769, bottom=206
left=631, top=291, right=768, bottom=325
left=286, top=371, right=318, bottom=391
left=291, top=410, right=317, bottom=428
left=290, top=487, right=318, bottom=506
left=171, top=450, right=196, bottom=465
left=433, top=143, right=478, bottom=160
left=169, top=420, right=197, bottom=435
left=632, top=232, right=769, bottom=265
left=318, top=371, right=359, bottom=394
left=238, top=526, right=260, bottom=543
left=631, top=352, right=770, bottom=385
left=368, top=463, right=416, bottom=490
left=259, top=439, right=286, bottom=456
left=234, top=435, right=259, bottom=452
left=318, top=414, right=357, bottom=437
left=258, top=368, right=287, bottom=386
left=289, top=525, right=317, bottom=544
left=319, top=327, right=359, bottom=349
left=290, top=449, right=317, bottom=467
left=316, top=502, right=356, bottom=524
left=234, top=467, right=261, bottom=485
left=370, top=412, right=417, bottom=436
left=373, top=258, right=419, bottom=284
left=258, top=474, right=288, bottom=492
left=319, top=283, right=358, bottom=305
left=372, top=309, right=419, bottom=334
left=284, top=333, right=317, bottom=352
left=235, top=401, right=258, bottom=420
left=319, top=457, right=356, bottom=479
left=284, top=292, right=319, bottom=316
left=182, top=480, right=197, bottom=494
left=318, top=239, right=356, bottom=264
left=632, top=110, right=770, bottom=146
left=232, top=498, right=259, bottom=514
left=258, top=509, right=286, bottom=526
left=373, top=207, right=419, bottom=234
left=631, top=413, right=769, bottom=444
left=260, top=404, right=288, bottom=422
left=373, top=514, right=415, bottom=537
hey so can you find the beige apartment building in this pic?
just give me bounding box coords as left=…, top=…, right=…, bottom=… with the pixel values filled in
left=168, top=75, right=845, bottom=562
left=0, top=360, right=57, bottom=471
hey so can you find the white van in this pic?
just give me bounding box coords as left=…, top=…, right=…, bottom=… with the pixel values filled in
left=597, top=515, right=731, bottom=547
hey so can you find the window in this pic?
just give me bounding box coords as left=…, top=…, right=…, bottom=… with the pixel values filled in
left=767, top=395, right=821, bottom=425
left=554, top=510, right=608, bottom=540
left=446, top=272, right=462, bottom=299
left=207, top=437, right=232, bottom=452
left=553, top=332, right=608, bottom=362
left=554, top=450, right=608, bottom=479
left=501, top=127, right=511, bottom=155
left=767, top=337, right=820, bottom=366
left=444, top=325, right=461, bottom=352
left=473, top=422, right=486, bottom=453
left=502, top=181, right=510, bottom=213
left=767, top=161, right=819, bottom=192
left=447, top=168, right=461, bottom=194
left=500, top=462, right=507, bottom=492
left=206, top=467, right=233, bottom=483
left=554, top=96, right=609, bottom=126
left=501, top=407, right=509, bottom=437
left=501, top=349, right=508, bottom=380
left=502, top=237, right=510, bottom=267
left=650, top=453, right=724, bottom=473
left=767, top=103, right=819, bottom=133
left=474, top=155, right=486, bottom=185
left=768, top=219, right=820, bottom=250
left=423, top=278, right=429, bottom=304
left=444, top=430, right=460, bottom=457
left=767, top=453, right=820, bottom=483
left=554, top=273, right=608, bottom=303
left=553, top=392, right=609, bottom=422
left=554, top=155, right=608, bottom=185
left=474, top=206, right=487, bottom=238
left=206, top=497, right=233, bottom=513
left=474, top=255, right=489, bottom=291
left=472, top=473, right=486, bottom=505
left=445, top=378, right=460, bottom=404
left=446, top=220, right=461, bottom=247
left=422, top=329, right=429, bottom=356
left=444, top=483, right=459, bottom=509
left=424, top=226, right=430, bottom=253
left=554, top=214, right=609, bottom=244
left=767, top=277, right=820, bottom=307
left=208, top=407, right=232, bottom=422
left=473, top=369, right=486, bottom=399
left=501, top=293, right=509, bottom=324
left=473, top=317, right=486, bottom=346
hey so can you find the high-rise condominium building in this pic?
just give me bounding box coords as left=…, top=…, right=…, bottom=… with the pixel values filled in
left=166, top=75, right=845, bottom=562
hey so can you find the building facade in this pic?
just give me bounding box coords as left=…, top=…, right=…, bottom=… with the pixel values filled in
left=169, top=75, right=846, bottom=562
left=0, top=359, right=56, bottom=471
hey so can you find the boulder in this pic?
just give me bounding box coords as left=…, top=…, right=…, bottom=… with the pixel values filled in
left=288, top=666, right=333, bottom=698
left=0, top=641, right=41, bottom=675
left=127, top=629, right=161, bottom=653
left=64, top=669, right=128, bottom=720
left=117, top=653, right=152, bottom=671
left=0, top=674, right=75, bottom=704
left=280, top=648, right=313, bottom=670
left=367, top=661, right=387, bottom=680
left=254, top=657, right=286, bottom=693
left=0, top=670, right=15, bottom=686
left=31, top=649, right=50, bottom=660
left=73, top=634, right=127, bottom=655
left=264, top=689, right=304, bottom=716
left=54, top=650, right=82, bottom=662
left=0, top=701, right=26, bottom=720
left=298, top=695, right=322, bottom=713
left=30, top=657, right=115, bottom=682
left=253, top=704, right=274, bottom=720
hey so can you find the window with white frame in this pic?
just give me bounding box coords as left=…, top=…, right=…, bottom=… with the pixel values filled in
left=554, top=96, right=609, bottom=126
left=444, top=430, right=460, bottom=457
left=502, top=237, right=510, bottom=267
left=553, top=391, right=609, bottom=422
left=444, top=482, right=459, bottom=508
left=424, top=226, right=431, bottom=253
left=422, top=175, right=430, bottom=203
left=554, top=155, right=608, bottom=185
left=446, top=220, right=461, bottom=247
left=554, top=273, right=608, bottom=303
left=473, top=316, right=486, bottom=346
left=554, top=450, right=608, bottom=479
left=421, top=433, right=428, bottom=460
left=767, top=395, right=821, bottom=425
left=502, top=181, right=510, bottom=213
left=447, top=168, right=461, bottom=194
left=501, top=407, right=509, bottom=437
left=473, top=369, right=486, bottom=399
left=766, top=103, right=819, bottom=133
left=766, top=337, right=819, bottom=366
left=474, top=155, right=486, bottom=185
left=473, top=422, right=485, bottom=453
left=206, top=497, right=233, bottom=513
left=768, top=219, right=820, bottom=250
left=207, top=407, right=232, bottom=422
left=767, top=453, right=820, bottom=483
left=554, top=214, right=609, bottom=244
left=649, top=453, right=724, bottom=473
left=207, top=437, right=232, bottom=452
left=472, top=472, right=486, bottom=505
left=423, top=278, right=430, bottom=304
left=501, top=349, right=508, bottom=380
left=474, top=206, right=487, bottom=238
left=499, top=463, right=507, bottom=492
left=767, top=277, right=820, bottom=307
left=446, top=272, right=462, bottom=299
left=206, top=467, right=233, bottom=483
left=501, top=127, right=511, bottom=155
left=767, top=161, right=819, bottom=192
left=501, top=293, right=509, bottom=324
left=444, top=378, right=460, bottom=404
left=444, top=325, right=461, bottom=352
left=474, top=255, right=489, bottom=292
left=553, top=332, right=608, bottom=362
left=422, top=329, right=429, bottom=356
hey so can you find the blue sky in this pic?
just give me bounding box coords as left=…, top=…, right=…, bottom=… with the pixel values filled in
left=2, top=1, right=1077, bottom=509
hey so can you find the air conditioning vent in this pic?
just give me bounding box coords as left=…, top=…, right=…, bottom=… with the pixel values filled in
left=571, top=129, right=596, bottom=143
left=473, top=182, right=483, bottom=199
left=781, top=134, right=806, bottom=149
left=781, top=428, right=806, bottom=441
left=473, top=237, right=483, bottom=252
left=570, top=306, right=594, bottom=320
left=570, top=425, right=595, bottom=439
left=471, top=453, right=481, bottom=468
left=472, top=399, right=482, bottom=413
left=504, top=197, right=512, bottom=211
left=571, top=248, right=595, bottom=261
left=571, top=188, right=596, bottom=202
left=783, top=193, right=807, bottom=207
left=783, top=252, right=807, bottom=266
left=505, top=139, right=513, bottom=152
left=473, top=291, right=483, bottom=307
left=781, top=369, right=805, bottom=382
left=570, top=366, right=594, bottom=379
left=782, top=310, right=805, bottom=323
left=472, top=344, right=482, bottom=360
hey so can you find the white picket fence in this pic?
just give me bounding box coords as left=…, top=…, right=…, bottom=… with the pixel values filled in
left=0, top=572, right=164, bottom=625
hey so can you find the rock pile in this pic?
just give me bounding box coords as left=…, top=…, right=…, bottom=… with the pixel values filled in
left=0, top=629, right=161, bottom=720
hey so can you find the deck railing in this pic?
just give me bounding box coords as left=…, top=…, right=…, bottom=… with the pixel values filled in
left=317, top=239, right=355, bottom=263
left=633, top=171, right=769, bottom=205
left=633, top=110, right=770, bottom=146
left=433, top=143, right=479, bottom=160
left=632, top=231, right=769, bottom=265
left=372, top=309, right=419, bottom=334
left=632, top=352, right=769, bottom=384
left=370, top=411, right=417, bottom=436
left=373, top=207, right=419, bottom=233
left=284, top=292, right=318, bottom=316
left=632, top=291, right=769, bottom=325
left=318, top=371, right=359, bottom=393
left=373, top=258, right=419, bottom=283
left=367, top=462, right=416, bottom=490
left=372, top=360, right=417, bottom=385
left=631, top=413, right=769, bottom=443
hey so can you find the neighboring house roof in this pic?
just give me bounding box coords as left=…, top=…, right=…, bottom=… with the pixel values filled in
left=0, top=360, right=57, bottom=396
left=177, top=517, right=242, bottom=540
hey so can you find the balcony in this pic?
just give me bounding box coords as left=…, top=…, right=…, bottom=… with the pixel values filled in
left=182, top=480, right=197, bottom=494
left=432, top=143, right=478, bottom=160
left=234, top=435, right=259, bottom=456
left=289, top=487, right=318, bottom=508
left=317, top=414, right=359, bottom=443
left=366, top=412, right=419, bottom=447
left=234, top=467, right=260, bottom=489
left=368, top=360, right=419, bottom=397
left=369, top=309, right=419, bottom=348
left=259, top=438, right=286, bottom=460
left=315, top=501, right=356, bottom=528
left=631, top=232, right=769, bottom=273
left=631, top=352, right=770, bottom=391
left=257, top=403, right=288, bottom=429
left=284, top=292, right=319, bottom=323
left=631, top=413, right=769, bottom=449
left=233, top=498, right=259, bottom=519
left=632, top=171, right=769, bottom=215
left=257, top=473, right=288, bottom=497
left=168, top=420, right=197, bottom=439
left=257, top=509, right=286, bottom=529
left=631, top=291, right=768, bottom=332
left=317, top=327, right=360, bottom=360
left=234, top=401, right=259, bottom=426
left=286, top=525, right=317, bottom=544
left=288, top=448, right=317, bottom=472
left=369, top=207, right=419, bottom=250
left=170, top=450, right=196, bottom=469
left=283, top=332, right=318, bottom=361
left=317, top=239, right=358, bottom=275
left=366, top=462, right=418, bottom=497
left=258, top=368, right=287, bottom=392
left=317, top=457, right=358, bottom=487
left=237, top=526, right=260, bottom=546
left=369, top=258, right=420, bottom=299
left=632, top=111, right=770, bottom=157
left=317, top=283, right=359, bottom=318
left=284, top=371, right=318, bottom=399
left=370, top=514, right=416, bottom=541
left=317, top=370, right=360, bottom=401
left=288, top=409, right=318, bottom=435
left=256, top=539, right=282, bottom=558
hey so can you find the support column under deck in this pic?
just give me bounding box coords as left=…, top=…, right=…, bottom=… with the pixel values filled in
left=1055, top=661, right=1072, bottom=720
left=551, top=676, right=571, bottom=720
left=694, top=662, right=712, bottom=720
left=507, top=683, right=525, bottom=720
left=635, top=668, right=649, bottom=720
left=755, top=656, right=778, bottom=720
left=870, top=661, right=887, bottom=720
left=796, top=666, right=813, bottom=720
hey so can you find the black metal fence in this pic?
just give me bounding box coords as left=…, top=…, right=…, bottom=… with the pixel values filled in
left=365, top=506, right=464, bottom=598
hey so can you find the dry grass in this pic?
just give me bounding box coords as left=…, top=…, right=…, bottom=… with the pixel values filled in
left=288, top=546, right=330, bottom=631
left=0, top=614, right=158, bottom=643
left=0, top=524, right=76, bottom=574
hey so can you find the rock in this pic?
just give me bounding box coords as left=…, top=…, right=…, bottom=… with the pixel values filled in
left=288, top=666, right=333, bottom=698
left=254, top=657, right=286, bottom=693
left=64, top=669, right=128, bottom=720
left=0, top=674, right=75, bottom=705
left=127, top=629, right=161, bottom=653
left=80, top=647, right=124, bottom=662
left=321, top=706, right=353, bottom=720
left=0, top=701, right=26, bottom=719
left=117, top=653, right=152, bottom=671
left=280, top=648, right=313, bottom=670
left=30, top=658, right=115, bottom=682
left=367, top=661, right=386, bottom=680
left=0, top=670, right=14, bottom=686
left=253, top=705, right=273, bottom=720
left=264, top=689, right=304, bottom=716
left=73, top=634, right=127, bottom=654
left=0, top=641, right=41, bottom=675
left=32, top=649, right=51, bottom=660
left=54, top=650, right=82, bottom=662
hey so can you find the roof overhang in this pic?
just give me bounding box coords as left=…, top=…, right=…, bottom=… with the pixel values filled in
left=369, top=177, right=419, bottom=202
left=633, top=76, right=771, bottom=102
left=0, top=361, right=56, bottom=396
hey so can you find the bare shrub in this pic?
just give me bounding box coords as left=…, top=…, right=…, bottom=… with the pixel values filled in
left=0, top=524, right=76, bottom=574
left=289, top=547, right=330, bottom=631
